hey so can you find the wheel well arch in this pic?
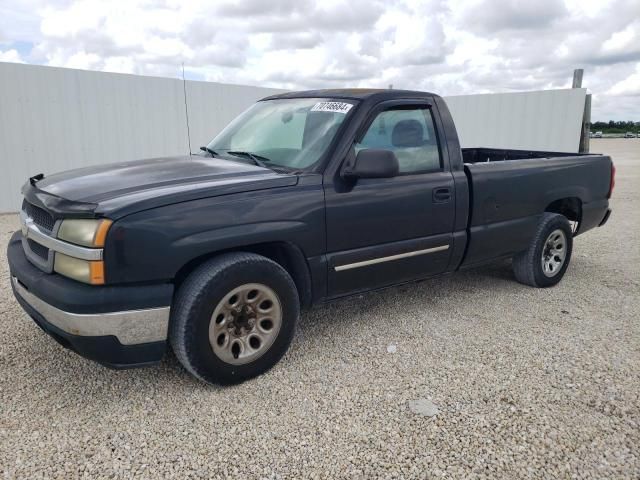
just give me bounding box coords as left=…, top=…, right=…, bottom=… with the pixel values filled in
left=545, top=197, right=582, bottom=234
left=172, top=241, right=313, bottom=309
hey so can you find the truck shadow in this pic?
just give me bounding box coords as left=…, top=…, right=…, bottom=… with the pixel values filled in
left=299, top=259, right=516, bottom=327
left=280, top=258, right=525, bottom=370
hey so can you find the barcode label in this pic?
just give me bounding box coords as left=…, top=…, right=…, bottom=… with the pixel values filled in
left=310, top=101, right=353, bottom=114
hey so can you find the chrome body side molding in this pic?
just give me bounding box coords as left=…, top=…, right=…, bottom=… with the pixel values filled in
left=334, top=245, right=450, bottom=272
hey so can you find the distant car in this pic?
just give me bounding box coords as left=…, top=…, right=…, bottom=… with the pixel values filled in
left=594, top=131, right=603, bottom=138
left=624, top=132, right=635, bottom=138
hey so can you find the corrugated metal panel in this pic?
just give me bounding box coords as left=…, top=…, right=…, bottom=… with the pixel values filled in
left=443, top=89, right=586, bottom=152
left=0, top=62, right=284, bottom=212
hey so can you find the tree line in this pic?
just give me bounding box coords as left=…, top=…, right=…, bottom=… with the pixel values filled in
left=591, top=121, right=640, bottom=134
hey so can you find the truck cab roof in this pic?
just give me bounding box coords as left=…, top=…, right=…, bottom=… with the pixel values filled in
left=261, top=88, right=440, bottom=102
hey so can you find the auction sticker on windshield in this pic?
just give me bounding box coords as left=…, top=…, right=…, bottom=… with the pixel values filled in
left=310, top=102, right=353, bottom=114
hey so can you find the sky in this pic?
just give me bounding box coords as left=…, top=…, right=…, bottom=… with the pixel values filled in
left=0, top=0, right=638, bottom=120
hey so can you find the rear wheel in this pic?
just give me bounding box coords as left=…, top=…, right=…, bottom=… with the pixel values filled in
left=170, top=252, right=299, bottom=384
left=512, top=213, right=573, bottom=288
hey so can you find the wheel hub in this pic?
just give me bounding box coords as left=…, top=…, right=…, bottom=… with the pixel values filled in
left=541, top=229, right=567, bottom=278
left=229, top=305, right=256, bottom=335
left=208, top=283, right=283, bottom=365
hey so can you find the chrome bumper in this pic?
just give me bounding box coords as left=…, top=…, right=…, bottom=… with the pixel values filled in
left=12, top=276, right=170, bottom=345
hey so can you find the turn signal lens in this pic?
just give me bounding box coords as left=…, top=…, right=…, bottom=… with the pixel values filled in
left=89, top=261, right=105, bottom=285
left=93, top=219, right=112, bottom=247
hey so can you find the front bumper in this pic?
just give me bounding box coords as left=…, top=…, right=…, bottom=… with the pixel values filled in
left=8, top=232, right=173, bottom=369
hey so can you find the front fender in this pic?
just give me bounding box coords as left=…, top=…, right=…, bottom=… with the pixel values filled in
left=103, top=180, right=325, bottom=284
left=172, top=221, right=309, bottom=250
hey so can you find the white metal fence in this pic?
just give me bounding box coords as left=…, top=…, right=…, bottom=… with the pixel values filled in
left=444, top=88, right=586, bottom=153
left=0, top=62, right=284, bottom=212
left=0, top=62, right=587, bottom=212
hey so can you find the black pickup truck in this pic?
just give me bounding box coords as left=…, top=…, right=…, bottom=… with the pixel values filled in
left=8, top=89, right=614, bottom=384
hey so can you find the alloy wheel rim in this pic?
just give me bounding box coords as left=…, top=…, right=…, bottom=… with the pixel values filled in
left=541, top=229, right=567, bottom=278
left=209, top=283, right=282, bottom=365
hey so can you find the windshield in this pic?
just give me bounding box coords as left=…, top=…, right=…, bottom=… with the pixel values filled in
left=207, top=98, right=356, bottom=170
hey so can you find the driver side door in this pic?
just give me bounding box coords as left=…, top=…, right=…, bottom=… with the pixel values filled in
left=324, top=101, right=455, bottom=297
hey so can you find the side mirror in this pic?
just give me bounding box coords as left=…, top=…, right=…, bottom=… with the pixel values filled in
left=343, top=149, right=399, bottom=179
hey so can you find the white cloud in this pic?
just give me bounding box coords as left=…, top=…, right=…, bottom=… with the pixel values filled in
left=602, top=25, right=637, bottom=52
left=0, top=0, right=639, bottom=119
left=608, top=65, right=640, bottom=96
left=0, top=48, right=24, bottom=63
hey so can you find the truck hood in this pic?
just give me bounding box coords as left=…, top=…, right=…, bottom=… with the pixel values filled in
left=29, top=155, right=298, bottom=218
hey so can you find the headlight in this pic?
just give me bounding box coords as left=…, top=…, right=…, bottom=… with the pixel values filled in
left=55, top=218, right=111, bottom=284
left=54, top=253, right=105, bottom=285
left=57, top=219, right=112, bottom=247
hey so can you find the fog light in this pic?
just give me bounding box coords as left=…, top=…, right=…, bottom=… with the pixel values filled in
left=54, top=253, right=105, bottom=285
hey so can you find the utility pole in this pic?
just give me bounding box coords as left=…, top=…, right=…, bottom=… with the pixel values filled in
left=182, top=62, right=192, bottom=156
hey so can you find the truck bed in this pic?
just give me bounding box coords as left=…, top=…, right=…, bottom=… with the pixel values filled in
left=459, top=150, right=612, bottom=268
left=462, top=147, right=588, bottom=164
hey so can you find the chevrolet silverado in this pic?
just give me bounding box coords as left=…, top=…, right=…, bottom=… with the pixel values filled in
left=8, top=89, right=614, bottom=384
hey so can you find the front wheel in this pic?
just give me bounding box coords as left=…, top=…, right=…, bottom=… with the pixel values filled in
left=512, top=213, right=573, bottom=288
left=170, top=252, right=299, bottom=385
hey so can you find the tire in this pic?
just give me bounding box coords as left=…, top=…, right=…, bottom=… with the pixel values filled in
left=512, top=213, right=573, bottom=288
left=170, top=252, right=299, bottom=385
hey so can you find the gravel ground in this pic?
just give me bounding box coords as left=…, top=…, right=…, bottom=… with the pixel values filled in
left=1, top=138, right=638, bottom=479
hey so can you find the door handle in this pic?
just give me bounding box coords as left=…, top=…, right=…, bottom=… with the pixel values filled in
left=433, top=187, right=452, bottom=203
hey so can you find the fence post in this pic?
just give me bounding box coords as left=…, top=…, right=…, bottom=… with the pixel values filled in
left=573, top=69, right=590, bottom=153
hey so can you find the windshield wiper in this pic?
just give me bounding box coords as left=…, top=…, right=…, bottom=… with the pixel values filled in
left=200, top=146, right=219, bottom=156
left=216, top=150, right=295, bottom=173
left=226, top=151, right=272, bottom=168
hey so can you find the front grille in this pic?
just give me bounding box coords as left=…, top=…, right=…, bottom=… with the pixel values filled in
left=22, top=200, right=55, bottom=232
left=27, top=239, right=49, bottom=260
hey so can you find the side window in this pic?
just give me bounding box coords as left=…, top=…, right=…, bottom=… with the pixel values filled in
left=355, top=107, right=441, bottom=173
